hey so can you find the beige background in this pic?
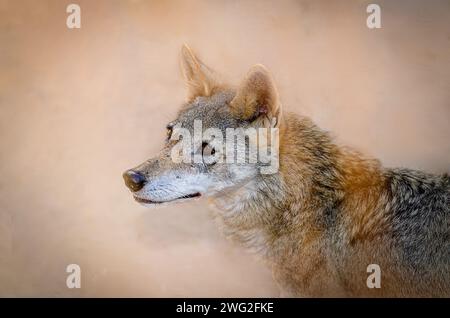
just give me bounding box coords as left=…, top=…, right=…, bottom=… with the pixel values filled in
left=0, top=0, right=449, bottom=297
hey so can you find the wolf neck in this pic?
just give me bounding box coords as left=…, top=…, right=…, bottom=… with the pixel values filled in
left=210, top=113, right=386, bottom=260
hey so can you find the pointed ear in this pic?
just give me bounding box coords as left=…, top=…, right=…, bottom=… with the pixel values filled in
left=180, top=44, right=218, bottom=101
left=230, top=64, right=282, bottom=127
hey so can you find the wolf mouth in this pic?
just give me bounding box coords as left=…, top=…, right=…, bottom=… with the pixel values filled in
left=133, top=192, right=201, bottom=204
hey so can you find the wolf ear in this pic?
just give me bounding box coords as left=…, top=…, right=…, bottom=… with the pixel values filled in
left=180, top=44, right=218, bottom=101
left=230, top=65, right=282, bottom=127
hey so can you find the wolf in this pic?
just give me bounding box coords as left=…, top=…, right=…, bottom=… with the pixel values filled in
left=123, top=45, right=450, bottom=297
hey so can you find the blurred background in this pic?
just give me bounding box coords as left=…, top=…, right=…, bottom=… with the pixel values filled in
left=0, top=0, right=449, bottom=297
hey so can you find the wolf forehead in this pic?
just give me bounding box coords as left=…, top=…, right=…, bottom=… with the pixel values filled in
left=171, top=90, right=246, bottom=131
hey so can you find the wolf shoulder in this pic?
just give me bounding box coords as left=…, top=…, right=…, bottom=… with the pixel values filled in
left=384, top=168, right=450, bottom=219
left=383, top=168, right=450, bottom=265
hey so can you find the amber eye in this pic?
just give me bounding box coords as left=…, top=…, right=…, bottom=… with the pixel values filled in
left=166, top=126, right=173, bottom=140
left=202, top=142, right=217, bottom=165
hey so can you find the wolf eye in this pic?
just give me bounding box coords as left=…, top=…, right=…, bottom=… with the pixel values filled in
left=202, top=142, right=215, bottom=155
left=202, top=142, right=216, bottom=165
left=166, top=126, right=173, bottom=140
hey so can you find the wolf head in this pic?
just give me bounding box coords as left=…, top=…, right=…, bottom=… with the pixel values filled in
left=123, top=45, right=282, bottom=206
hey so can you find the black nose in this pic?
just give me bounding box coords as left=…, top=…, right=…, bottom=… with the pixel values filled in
left=123, top=170, right=146, bottom=192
